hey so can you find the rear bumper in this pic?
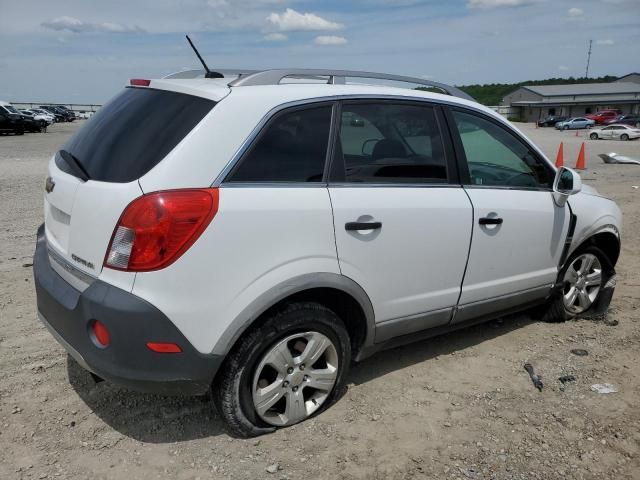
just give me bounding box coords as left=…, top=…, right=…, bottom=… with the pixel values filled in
left=33, top=224, right=222, bottom=395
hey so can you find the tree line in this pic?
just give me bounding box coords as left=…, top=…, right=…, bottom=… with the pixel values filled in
left=418, top=76, right=618, bottom=106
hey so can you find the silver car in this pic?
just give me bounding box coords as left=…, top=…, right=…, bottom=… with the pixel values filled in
left=555, top=117, right=596, bottom=130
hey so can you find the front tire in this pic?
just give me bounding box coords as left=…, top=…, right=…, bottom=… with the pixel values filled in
left=213, top=302, right=351, bottom=437
left=563, top=125, right=569, bottom=131
left=540, top=246, right=613, bottom=322
left=590, top=133, right=598, bottom=140
left=621, top=134, right=629, bottom=141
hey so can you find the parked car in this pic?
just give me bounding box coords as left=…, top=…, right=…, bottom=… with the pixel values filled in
left=33, top=69, right=622, bottom=437
left=19, top=111, right=47, bottom=132
left=555, top=117, right=596, bottom=130
left=0, top=101, right=25, bottom=135
left=22, top=109, right=53, bottom=126
left=586, top=110, right=622, bottom=125
left=76, top=110, right=95, bottom=119
left=25, top=109, right=55, bottom=125
left=537, top=115, right=568, bottom=127
left=39, top=106, right=68, bottom=122
left=30, top=108, right=57, bottom=123
left=54, top=105, right=76, bottom=122
left=589, top=124, right=640, bottom=141
left=604, top=114, right=640, bottom=127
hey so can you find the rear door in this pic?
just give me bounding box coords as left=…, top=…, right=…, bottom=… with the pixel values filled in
left=447, top=107, right=569, bottom=323
left=328, top=101, right=473, bottom=341
left=600, top=126, right=614, bottom=139
left=44, top=87, right=216, bottom=292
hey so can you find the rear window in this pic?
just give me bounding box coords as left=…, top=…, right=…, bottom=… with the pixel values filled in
left=60, top=87, right=215, bottom=183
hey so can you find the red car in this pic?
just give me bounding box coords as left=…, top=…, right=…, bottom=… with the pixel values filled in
left=586, top=110, right=622, bottom=125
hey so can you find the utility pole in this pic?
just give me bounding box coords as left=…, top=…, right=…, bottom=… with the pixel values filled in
left=585, top=39, right=593, bottom=78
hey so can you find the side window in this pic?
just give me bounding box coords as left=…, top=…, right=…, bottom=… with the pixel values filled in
left=452, top=110, right=554, bottom=189
left=227, top=105, right=332, bottom=183
left=334, top=103, right=448, bottom=184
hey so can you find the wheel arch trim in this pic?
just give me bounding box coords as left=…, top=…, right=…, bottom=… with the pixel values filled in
left=565, top=224, right=621, bottom=268
left=210, top=273, right=376, bottom=356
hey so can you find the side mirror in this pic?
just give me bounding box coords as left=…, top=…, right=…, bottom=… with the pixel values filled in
left=553, top=167, right=582, bottom=206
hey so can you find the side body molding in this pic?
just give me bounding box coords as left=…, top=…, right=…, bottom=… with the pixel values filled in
left=210, top=273, right=376, bottom=357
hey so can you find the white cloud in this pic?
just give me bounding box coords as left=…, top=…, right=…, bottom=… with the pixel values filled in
left=41, top=16, right=144, bottom=33
left=596, top=39, right=615, bottom=45
left=264, top=32, right=288, bottom=41
left=314, top=35, right=348, bottom=46
left=558, top=65, right=569, bottom=71
left=467, top=0, right=532, bottom=8
left=567, top=7, right=584, bottom=17
left=266, top=8, right=342, bottom=32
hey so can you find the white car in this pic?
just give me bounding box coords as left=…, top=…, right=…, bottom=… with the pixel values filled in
left=23, top=109, right=54, bottom=125
left=590, top=124, right=640, bottom=141
left=76, top=110, right=95, bottom=119
left=33, top=69, right=622, bottom=437
left=29, top=108, right=56, bottom=123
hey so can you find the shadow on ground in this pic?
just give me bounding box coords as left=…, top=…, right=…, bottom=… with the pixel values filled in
left=67, top=357, right=227, bottom=443
left=350, top=313, right=535, bottom=385
left=68, top=312, right=535, bottom=443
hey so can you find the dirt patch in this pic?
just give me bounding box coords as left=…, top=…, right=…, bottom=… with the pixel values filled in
left=1, top=122, right=639, bottom=479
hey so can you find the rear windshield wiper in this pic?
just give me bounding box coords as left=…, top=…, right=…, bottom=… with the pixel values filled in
left=57, top=149, right=91, bottom=181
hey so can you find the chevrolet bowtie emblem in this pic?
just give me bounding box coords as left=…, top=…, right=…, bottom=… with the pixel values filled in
left=45, top=176, right=55, bottom=194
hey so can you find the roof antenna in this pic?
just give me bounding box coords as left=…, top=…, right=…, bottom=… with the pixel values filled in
left=185, top=35, right=224, bottom=79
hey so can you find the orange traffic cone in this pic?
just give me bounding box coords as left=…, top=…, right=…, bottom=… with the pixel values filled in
left=555, top=142, right=564, bottom=167
left=575, top=129, right=579, bottom=137
left=575, top=142, right=586, bottom=170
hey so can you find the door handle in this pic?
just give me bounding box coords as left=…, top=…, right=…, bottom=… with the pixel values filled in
left=345, top=221, right=382, bottom=231
left=479, top=217, right=503, bottom=225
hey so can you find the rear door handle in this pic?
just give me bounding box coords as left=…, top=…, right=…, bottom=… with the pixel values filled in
left=345, top=221, right=382, bottom=231
left=479, top=217, right=503, bottom=225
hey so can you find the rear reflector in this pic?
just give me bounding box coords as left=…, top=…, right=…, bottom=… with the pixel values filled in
left=130, top=78, right=151, bottom=86
left=104, top=188, right=219, bottom=272
left=146, top=342, right=182, bottom=353
left=91, top=320, right=110, bottom=347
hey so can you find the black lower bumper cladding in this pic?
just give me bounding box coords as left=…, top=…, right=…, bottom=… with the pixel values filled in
left=32, top=224, right=222, bottom=395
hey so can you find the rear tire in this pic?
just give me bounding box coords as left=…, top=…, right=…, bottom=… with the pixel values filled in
left=540, top=246, right=613, bottom=322
left=213, top=302, right=351, bottom=437
left=590, top=133, right=598, bottom=140
left=621, top=134, right=629, bottom=141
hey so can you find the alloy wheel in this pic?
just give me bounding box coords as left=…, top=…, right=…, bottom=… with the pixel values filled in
left=252, top=331, right=339, bottom=427
left=562, top=253, right=602, bottom=314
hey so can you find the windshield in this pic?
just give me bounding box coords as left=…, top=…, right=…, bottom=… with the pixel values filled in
left=60, top=87, right=215, bottom=183
left=3, top=105, right=20, bottom=114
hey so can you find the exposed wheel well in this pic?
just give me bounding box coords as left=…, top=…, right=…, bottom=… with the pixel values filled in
left=249, top=287, right=369, bottom=359
left=575, top=231, right=620, bottom=268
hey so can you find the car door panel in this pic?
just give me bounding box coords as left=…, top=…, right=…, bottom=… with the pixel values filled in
left=330, top=186, right=473, bottom=326
left=328, top=101, right=473, bottom=339
left=447, top=107, right=569, bottom=323
left=458, top=188, right=568, bottom=306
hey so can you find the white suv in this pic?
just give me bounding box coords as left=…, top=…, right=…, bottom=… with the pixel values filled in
left=33, top=69, right=622, bottom=437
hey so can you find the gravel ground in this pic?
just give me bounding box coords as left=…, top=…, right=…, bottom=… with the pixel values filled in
left=1, top=121, right=639, bottom=480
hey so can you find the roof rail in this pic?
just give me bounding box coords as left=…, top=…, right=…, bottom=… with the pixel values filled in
left=163, top=68, right=259, bottom=80
left=228, top=69, right=474, bottom=101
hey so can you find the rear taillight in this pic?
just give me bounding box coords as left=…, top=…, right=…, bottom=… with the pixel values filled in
left=104, top=189, right=219, bottom=272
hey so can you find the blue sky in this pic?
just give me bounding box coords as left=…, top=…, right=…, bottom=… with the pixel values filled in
left=0, top=0, right=638, bottom=103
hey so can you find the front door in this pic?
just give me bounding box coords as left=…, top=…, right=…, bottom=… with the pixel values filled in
left=328, top=101, right=473, bottom=341
left=447, top=108, right=570, bottom=323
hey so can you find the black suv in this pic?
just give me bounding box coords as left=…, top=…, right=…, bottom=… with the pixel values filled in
left=0, top=103, right=25, bottom=135
left=55, top=105, right=76, bottom=122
